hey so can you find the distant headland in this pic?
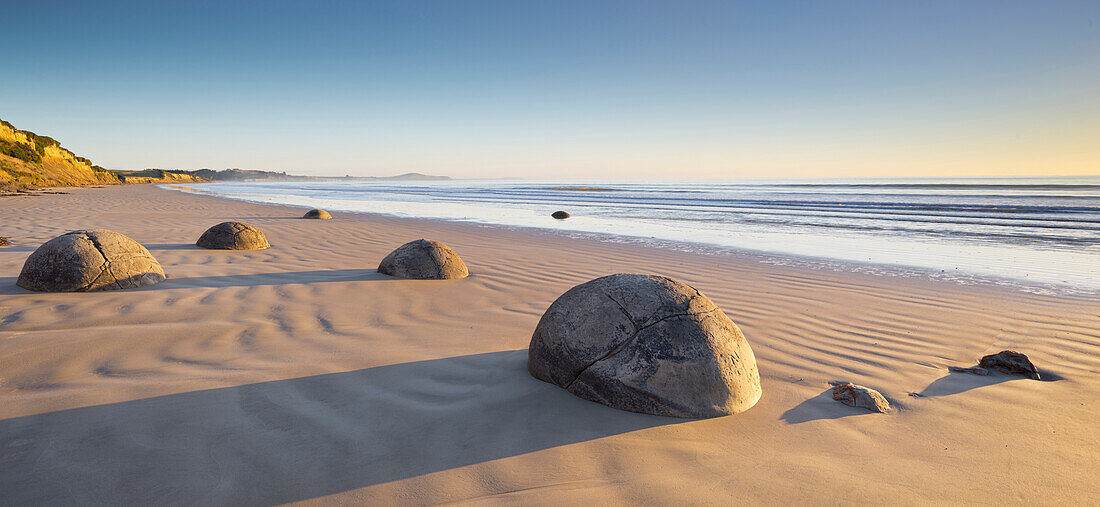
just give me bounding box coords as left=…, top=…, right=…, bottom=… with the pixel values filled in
left=1, top=116, right=447, bottom=193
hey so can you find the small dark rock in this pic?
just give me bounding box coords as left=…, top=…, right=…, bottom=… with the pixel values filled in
left=303, top=209, right=332, bottom=219
left=979, top=350, right=1040, bottom=380
left=551, top=211, right=570, bottom=219
left=0, top=236, right=9, bottom=247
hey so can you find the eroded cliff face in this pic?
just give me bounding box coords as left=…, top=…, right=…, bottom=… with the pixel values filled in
left=0, top=119, right=120, bottom=190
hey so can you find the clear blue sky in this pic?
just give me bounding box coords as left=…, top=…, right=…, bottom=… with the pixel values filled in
left=2, top=1, right=1097, bottom=178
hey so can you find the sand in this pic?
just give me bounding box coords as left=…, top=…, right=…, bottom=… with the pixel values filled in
left=0, top=185, right=1097, bottom=505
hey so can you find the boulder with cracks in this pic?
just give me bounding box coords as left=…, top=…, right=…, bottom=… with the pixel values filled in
left=528, top=273, right=762, bottom=418
left=196, top=221, right=270, bottom=250
left=17, top=229, right=166, bottom=292
left=377, top=239, right=469, bottom=280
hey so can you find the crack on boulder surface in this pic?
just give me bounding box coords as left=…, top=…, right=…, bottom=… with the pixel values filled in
left=83, top=233, right=124, bottom=290
left=563, top=294, right=720, bottom=390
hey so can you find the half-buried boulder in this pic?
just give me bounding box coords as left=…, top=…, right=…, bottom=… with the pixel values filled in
left=528, top=273, right=762, bottom=418
left=17, top=229, right=166, bottom=292
left=377, top=239, right=469, bottom=279
left=196, top=221, right=270, bottom=250
left=551, top=211, right=570, bottom=219
left=303, top=209, right=332, bottom=219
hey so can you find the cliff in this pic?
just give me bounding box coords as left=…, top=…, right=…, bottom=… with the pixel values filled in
left=0, top=118, right=121, bottom=191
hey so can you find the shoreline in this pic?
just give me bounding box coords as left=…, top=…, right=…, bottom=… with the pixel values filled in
left=163, top=183, right=1100, bottom=298
left=1, top=184, right=1097, bottom=503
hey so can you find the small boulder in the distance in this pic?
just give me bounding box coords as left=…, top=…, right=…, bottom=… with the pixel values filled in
left=528, top=273, right=762, bottom=418
left=551, top=211, right=570, bottom=219
left=196, top=221, right=270, bottom=250
left=830, top=381, right=891, bottom=413
left=950, top=350, right=1040, bottom=380
left=303, top=209, right=332, bottom=219
left=17, top=229, right=166, bottom=292
left=378, top=239, right=469, bottom=279
left=0, top=236, right=9, bottom=247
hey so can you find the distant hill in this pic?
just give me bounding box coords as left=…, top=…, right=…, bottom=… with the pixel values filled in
left=1, top=117, right=450, bottom=191
left=0, top=118, right=120, bottom=191
left=129, top=168, right=451, bottom=182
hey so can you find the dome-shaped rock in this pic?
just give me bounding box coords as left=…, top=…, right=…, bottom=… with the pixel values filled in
left=377, top=239, right=468, bottom=280
left=303, top=209, right=332, bottom=219
left=551, top=211, right=570, bottom=219
left=528, top=273, right=761, bottom=418
left=196, top=222, right=270, bottom=250
left=17, top=229, right=166, bottom=292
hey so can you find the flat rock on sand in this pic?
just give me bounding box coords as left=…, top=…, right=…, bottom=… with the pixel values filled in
left=17, top=229, right=166, bottom=292
left=528, top=273, right=762, bottom=418
left=830, top=381, right=891, bottom=413
left=196, top=221, right=270, bottom=250
left=377, top=239, right=469, bottom=279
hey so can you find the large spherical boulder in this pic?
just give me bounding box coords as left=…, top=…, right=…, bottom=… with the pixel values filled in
left=303, top=209, right=332, bottom=220
left=377, top=239, right=468, bottom=280
left=196, top=222, right=270, bottom=250
left=17, top=230, right=166, bottom=292
left=528, top=274, right=761, bottom=418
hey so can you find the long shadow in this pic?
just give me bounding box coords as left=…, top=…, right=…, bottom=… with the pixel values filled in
left=143, top=243, right=206, bottom=250
left=161, top=269, right=390, bottom=289
left=0, top=270, right=392, bottom=295
left=0, top=350, right=676, bottom=504
left=917, top=368, right=1064, bottom=398
left=780, top=388, right=893, bottom=424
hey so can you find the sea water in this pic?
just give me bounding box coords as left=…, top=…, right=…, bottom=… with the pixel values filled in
left=168, top=176, right=1100, bottom=293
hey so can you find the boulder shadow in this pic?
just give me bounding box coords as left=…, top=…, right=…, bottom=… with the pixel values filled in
left=160, top=269, right=389, bottom=289
left=0, top=350, right=676, bottom=505
left=917, top=368, right=1065, bottom=398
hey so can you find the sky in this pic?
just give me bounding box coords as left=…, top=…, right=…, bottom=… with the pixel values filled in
left=1, top=1, right=1098, bottom=179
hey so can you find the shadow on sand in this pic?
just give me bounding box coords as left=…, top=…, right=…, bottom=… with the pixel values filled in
left=779, top=388, right=896, bottom=424
left=0, top=270, right=391, bottom=295
left=0, top=350, right=677, bottom=504
left=916, top=368, right=1064, bottom=398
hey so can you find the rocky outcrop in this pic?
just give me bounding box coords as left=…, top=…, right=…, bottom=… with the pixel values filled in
left=303, top=209, right=332, bottom=219
left=196, top=222, right=270, bottom=250
left=17, top=230, right=166, bottom=292
left=830, top=381, right=891, bottom=413
left=528, top=273, right=762, bottom=418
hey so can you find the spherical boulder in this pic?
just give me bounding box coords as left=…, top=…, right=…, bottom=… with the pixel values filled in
left=528, top=273, right=761, bottom=418
left=196, top=222, right=270, bottom=250
left=551, top=211, right=570, bottom=219
left=377, top=239, right=468, bottom=280
left=17, top=229, right=166, bottom=292
left=303, top=209, right=332, bottom=220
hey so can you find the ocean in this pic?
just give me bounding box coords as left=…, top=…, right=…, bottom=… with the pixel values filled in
left=169, top=176, right=1100, bottom=293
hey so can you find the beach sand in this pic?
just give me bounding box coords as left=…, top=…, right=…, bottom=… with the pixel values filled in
left=1, top=185, right=1097, bottom=504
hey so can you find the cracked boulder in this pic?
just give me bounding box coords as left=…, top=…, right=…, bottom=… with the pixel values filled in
left=196, top=221, right=270, bottom=250
left=377, top=239, right=469, bottom=280
left=17, top=230, right=166, bottom=292
left=303, top=209, right=332, bottom=219
left=528, top=273, right=762, bottom=418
